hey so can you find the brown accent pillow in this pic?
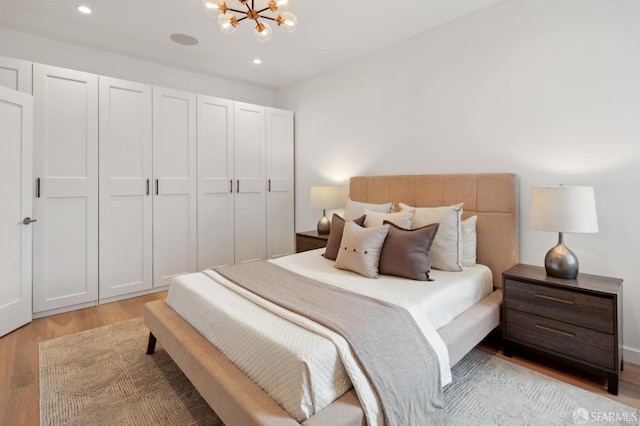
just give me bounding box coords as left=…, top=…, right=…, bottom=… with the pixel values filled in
left=378, top=221, right=439, bottom=281
left=322, top=214, right=366, bottom=260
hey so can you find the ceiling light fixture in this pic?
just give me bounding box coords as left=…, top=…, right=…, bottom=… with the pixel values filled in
left=253, top=58, right=262, bottom=64
left=77, top=5, right=92, bottom=14
left=202, top=0, right=297, bottom=43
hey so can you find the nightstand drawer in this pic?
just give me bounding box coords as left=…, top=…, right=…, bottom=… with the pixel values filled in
left=295, top=232, right=329, bottom=253
left=505, top=308, right=615, bottom=370
left=504, top=279, right=614, bottom=334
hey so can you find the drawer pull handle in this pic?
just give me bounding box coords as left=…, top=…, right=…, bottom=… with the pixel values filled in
left=534, top=292, right=574, bottom=305
left=535, top=324, right=575, bottom=338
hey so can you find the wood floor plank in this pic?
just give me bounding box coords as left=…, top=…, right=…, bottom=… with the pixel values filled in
left=0, top=329, right=18, bottom=426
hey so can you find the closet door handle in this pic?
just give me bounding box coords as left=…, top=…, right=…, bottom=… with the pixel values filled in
left=36, top=178, right=41, bottom=198
left=146, top=179, right=150, bottom=196
left=230, top=179, right=233, bottom=193
left=268, top=179, right=271, bottom=192
left=156, top=179, right=159, bottom=195
left=237, top=179, right=240, bottom=193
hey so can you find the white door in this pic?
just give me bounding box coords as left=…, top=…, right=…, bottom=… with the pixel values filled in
left=153, top=87, right=197, bottom=287
left=234, top=102, right=266, bottom=264
left=0, top=56, right=32, bottom=94
left=266, top=108, right=295, bottom=259
left=33, top=64, right=99, bottom=314
left=99, top=77, right=153, bottom=300
left=0, top=86, right=33, bottom=337
left=197, top=95, right=235, bottom=269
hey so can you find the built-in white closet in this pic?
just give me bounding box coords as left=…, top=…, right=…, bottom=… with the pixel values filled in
left=196, top=100, right=295, bottom=269
left=32, top=64, right=99, bottom=315
left=99, top=77, right=153, bottom=301
left=266, top=108, right=295, bottom=259
left=196, top=95, right=235, bottom=269
left=152, top=87, right=198, bottom=287
left=0, top=55, right=294, bottom=317
left=0, top=56, right=32, bottom=94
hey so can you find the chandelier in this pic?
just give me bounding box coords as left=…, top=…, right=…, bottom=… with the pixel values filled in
left=202, top=0, right=298, bottom=42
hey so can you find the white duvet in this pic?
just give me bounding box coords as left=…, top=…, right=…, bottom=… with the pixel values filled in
left=167, top=249, right=493, bottom=425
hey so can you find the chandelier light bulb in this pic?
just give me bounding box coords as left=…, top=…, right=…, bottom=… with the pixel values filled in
left=202, top=0, right=222, bottom=18
left=277, top=11, right=297, bottom=33
left=218, top=13, right=238, bottom=34
left=254, top=21, right=272, bottom=42
left=276, top=0, right=288, bottom=5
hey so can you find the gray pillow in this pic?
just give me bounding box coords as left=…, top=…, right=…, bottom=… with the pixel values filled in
left=322, top=214, right=366, bottom=260
left=334, top=221, right=390, bottom=278
left=378, top=221, right=439, bottom=281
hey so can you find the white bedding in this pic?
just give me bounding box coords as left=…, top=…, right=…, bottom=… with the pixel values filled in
left=166, top=249, right=493, bottom=425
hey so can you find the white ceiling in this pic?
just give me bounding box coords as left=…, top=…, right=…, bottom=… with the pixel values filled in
left=0, top=0, right=503, bottom=88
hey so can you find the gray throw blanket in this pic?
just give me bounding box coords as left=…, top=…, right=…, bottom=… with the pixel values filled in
left=214, top=261, right=443, bottom=425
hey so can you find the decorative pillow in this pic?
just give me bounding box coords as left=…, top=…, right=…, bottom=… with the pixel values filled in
left=363, top=208, right=415, bottom=229
left=343, top=197, right=393, bottom=221
left=322, top=214, right=366, bottom=260
left=334, top=221, right=390, bottom=278
left=399, top=202, right=464, bottom=272
left=461, top=215, right=478, bottom=267
left=379, top=221, right=439, bottom=281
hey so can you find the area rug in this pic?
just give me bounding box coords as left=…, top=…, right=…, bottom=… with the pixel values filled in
left=40, top=318, right=639, bottom=425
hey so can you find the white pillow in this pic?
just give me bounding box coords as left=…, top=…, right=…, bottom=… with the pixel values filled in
left=343, top=197, right=393, bottom=221
left=363, top=208, right=415, bottom=229
left=399, top=202, right=463, bottom=272
left=334, top=221, right=390, bottom=278
left=461, top=215, right=477, bottom=267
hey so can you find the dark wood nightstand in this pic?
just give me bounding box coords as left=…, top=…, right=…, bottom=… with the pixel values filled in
left=502, top=264, right=623, bottom=395
left=295, top=230, right=329, bottom=253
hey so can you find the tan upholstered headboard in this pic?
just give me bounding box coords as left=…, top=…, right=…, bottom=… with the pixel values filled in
left=349, top=174, right=519, bottom=288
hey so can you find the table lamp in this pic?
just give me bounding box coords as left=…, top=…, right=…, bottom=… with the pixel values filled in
left=530, top=185, right=598, bottom=279
left=310, top=185, right=343, bottom=234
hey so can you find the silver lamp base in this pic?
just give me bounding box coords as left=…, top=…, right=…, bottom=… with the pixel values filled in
left=317, top=210, right=330, bottom=234
left=544, top=232, right=579, bottom=279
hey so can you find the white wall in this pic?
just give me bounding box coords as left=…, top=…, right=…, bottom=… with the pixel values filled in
left=0, top=27, right=275, bottom=105
left=277, top=0, right=640, bottom=362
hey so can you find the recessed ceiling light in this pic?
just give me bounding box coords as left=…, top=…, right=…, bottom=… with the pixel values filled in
left=170, top=34, right=199, bottom=46
left=77, top=5, right=92, bottom=14
left=253, top=58, right=262, bottom=65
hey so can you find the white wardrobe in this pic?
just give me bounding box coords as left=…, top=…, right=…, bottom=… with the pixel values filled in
left=196, top=98, right=295, bottom=269
left=0, top=55, right=294, bottom=317
left=32, top=64, right=99, bottom=314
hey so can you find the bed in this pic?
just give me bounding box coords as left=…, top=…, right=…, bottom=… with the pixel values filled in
left=144, top=173, right=519, bottom=425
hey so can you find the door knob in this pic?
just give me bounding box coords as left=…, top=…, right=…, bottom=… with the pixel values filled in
left=23, top=217, right=37, bottom=225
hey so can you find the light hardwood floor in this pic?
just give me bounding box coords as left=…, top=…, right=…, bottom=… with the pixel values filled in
left=1, top=292, right=638, bottom=426
left=0, top=291, right=167, bottom=426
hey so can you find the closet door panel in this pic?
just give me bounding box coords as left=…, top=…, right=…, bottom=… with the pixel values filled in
left=266, top=108, right=295, bottom=259
left=234, top=102, right=266, bottom=264
left=153, top=87, right=197, bottom=287
left=99, top=77, right=152, bottom=300
left=33, top=64, right=98, bottom=313
left=0, top=56, right=32, bottom=93
left=197, top=95, right=235, bottom=269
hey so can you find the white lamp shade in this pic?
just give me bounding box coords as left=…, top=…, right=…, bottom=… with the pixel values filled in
left=310, top=186, right=343, bottom=210
left=530, top=186, right=598, bottom=233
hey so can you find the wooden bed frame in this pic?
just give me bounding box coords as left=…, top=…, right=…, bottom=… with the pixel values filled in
left=144, top=173, right=519, bottom=425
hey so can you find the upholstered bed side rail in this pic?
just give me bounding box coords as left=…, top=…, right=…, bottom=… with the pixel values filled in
left=349, top=173, right=519, bottom=289
left=144, top=300, right=301, bottom=426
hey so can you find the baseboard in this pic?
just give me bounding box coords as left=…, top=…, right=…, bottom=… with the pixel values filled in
left=623, top=346, right=640, bottom=366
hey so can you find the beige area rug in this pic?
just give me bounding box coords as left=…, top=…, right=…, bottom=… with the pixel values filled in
left=40, top=318, right=639, bottom=425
